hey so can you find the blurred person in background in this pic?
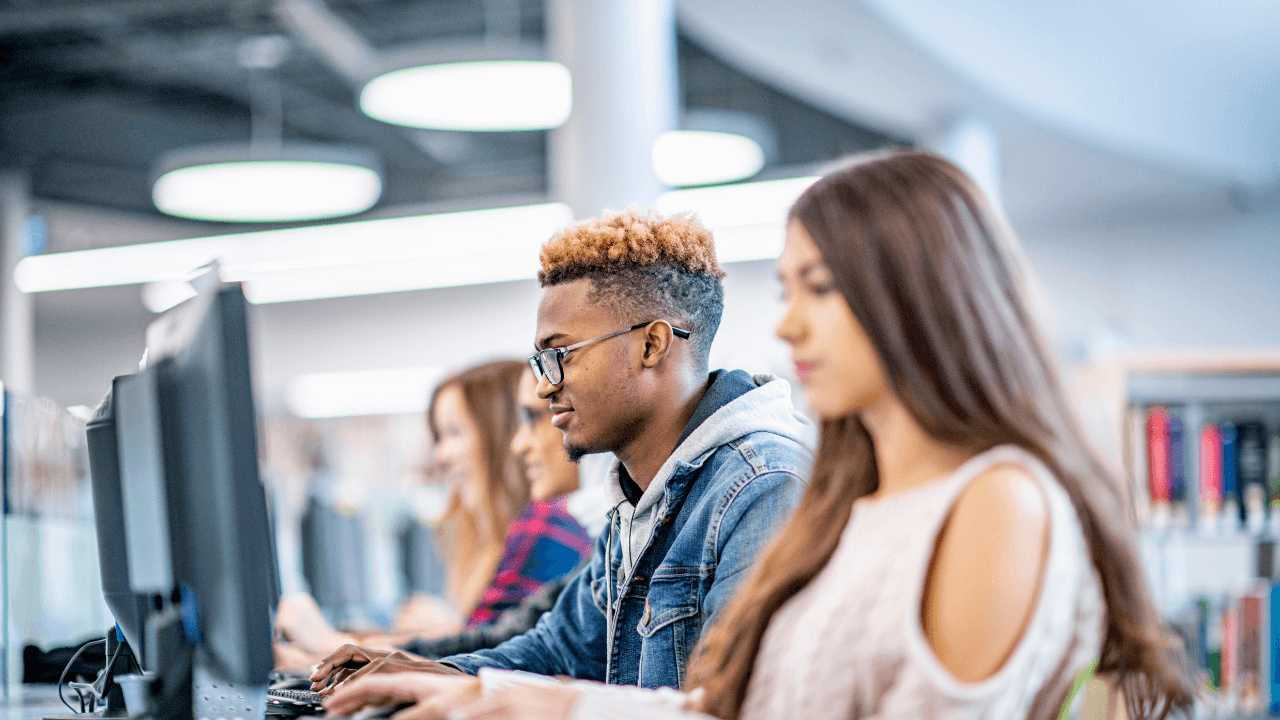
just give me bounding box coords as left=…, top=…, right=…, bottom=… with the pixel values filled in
left=313, top=366, right=603, bottom=673
left=321, top=151, right=1195, bottom=720
left=310, top=208, right=813, bottom=693
left=274, top=360, right=591, bottom=668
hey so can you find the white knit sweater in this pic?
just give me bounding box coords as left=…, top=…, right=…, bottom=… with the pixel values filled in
left=479, top=444, right=1107, bottom=720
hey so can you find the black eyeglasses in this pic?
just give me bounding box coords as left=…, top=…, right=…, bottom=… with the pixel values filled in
left=528, top=321, right=692, bottom=386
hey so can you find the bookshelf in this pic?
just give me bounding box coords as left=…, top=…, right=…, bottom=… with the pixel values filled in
left=1072, top=350, right=1280, bottom=718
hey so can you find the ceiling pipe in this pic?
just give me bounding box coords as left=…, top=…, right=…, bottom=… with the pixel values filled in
left=273, top=0, right=381, bottom=88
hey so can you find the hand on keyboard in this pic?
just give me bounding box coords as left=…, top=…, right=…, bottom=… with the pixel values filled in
left=310, top=645, right=462, bottom=694
left=266, top=687, right=326, bottom=717
left=325, top=673, right=481, bottom=719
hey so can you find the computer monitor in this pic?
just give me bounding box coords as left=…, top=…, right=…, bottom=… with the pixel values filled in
left=85, top=388, right=152, bottom=669
left=141, top=274, right=275, bottom=685
left=85, top=271, right=276, bottom=720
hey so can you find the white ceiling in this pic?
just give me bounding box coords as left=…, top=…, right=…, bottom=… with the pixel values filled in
left=677, top=0, right=1279, bottom=223
left=863, top=0, right=1280, bottom=182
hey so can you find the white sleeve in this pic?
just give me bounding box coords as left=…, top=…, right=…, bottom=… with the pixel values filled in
left=476, top=668, right=716, bottom=720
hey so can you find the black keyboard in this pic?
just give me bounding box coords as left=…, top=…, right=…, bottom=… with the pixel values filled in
left=267, top=688, right=326, bottom=716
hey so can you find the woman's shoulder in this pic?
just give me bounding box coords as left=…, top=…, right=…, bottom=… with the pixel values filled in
left=922, top=456, right=1052, bottom=683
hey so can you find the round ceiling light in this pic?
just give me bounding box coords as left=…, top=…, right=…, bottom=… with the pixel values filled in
left=152, top=144, right=382, bottom=223
left=360, top=60, right=572, bottom=131
left=652, top=130, right=766, bottom=187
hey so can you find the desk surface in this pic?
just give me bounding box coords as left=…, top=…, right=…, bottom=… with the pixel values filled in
left=0, top=685, right=78, bottom=720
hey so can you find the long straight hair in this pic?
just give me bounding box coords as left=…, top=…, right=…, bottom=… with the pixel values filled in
left=687, top=149, right=1193, bottom=719
left=428, top=359, right=529, bottom=613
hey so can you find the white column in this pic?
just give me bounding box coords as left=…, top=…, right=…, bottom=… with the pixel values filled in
left=548, top=0, right=676, bottom=220
left=932, top=116, right=1002, bottom=209
left=0, top=171, right=34, bottom=396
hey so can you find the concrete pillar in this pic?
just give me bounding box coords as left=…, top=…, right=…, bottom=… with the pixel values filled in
left=0, top=171, right=34, bottom=396
left=548, top=0, right=676, bottom=220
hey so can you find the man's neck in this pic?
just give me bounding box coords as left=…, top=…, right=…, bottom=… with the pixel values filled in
left=616, top=374, right=711, bottom=494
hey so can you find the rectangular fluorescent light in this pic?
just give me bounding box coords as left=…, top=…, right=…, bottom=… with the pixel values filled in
left=17, top=176, right=818, bottom=304
left=287, top=366, right=444, bottom=418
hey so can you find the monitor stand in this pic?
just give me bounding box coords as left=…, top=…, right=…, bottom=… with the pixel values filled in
left=43, top=628, right=137, bottom=720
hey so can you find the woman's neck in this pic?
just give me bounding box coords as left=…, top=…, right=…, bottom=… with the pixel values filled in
left=859, top=397, right=973, bottom=498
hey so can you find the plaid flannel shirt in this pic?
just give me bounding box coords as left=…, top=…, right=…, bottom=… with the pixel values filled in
left=467, top=498, right=591, bottom=628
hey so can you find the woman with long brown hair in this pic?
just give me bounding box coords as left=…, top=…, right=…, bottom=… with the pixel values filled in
left=323, top=150, right=1194, bottom=720
left=430, top=359, right=535, bottom=616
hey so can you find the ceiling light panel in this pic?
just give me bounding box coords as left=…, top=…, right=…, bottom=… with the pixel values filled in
left=360, top=61, right=573, bottom=131
left=154, top=162, right=382, bottom=222
left=652, top=130, right=766, bottom=187
left=151, top=144, right=384, bottom=223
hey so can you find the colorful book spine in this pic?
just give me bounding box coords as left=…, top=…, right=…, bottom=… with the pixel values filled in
left=1224, top=603, right=1238, bottom=699
left=1169, top=414, right=1186, bottom=502
left=1206, top=598, right=1223, bottom=689
left=1271, top=585, right=1280, bottom=715
left=1241, top=421, right=1269, bottom=532
left=1241, top=593, right=1264, bottom=712
left=1147, top=406, right=1172, bottom=503
left=1200, top=424, right=1223, bottom=525
left=1224, top=422, right=1241, bottom=528
left=1224, top=422, right=1240, bottom=499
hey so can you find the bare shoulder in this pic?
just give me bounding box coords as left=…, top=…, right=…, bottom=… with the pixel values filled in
left=953, top=462, right=1050, bottom=533
left=921, top=461, right=1051, bottom=683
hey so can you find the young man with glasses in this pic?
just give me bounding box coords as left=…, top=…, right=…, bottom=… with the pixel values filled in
left=311, top=208, right=812, bottom=692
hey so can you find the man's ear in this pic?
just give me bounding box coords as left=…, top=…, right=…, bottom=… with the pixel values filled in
left=638, top=321, right=675, bottom=369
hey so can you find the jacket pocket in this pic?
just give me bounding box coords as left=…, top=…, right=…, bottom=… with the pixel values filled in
left=635, top=576, right=701, bottom=687
left=635, top=591, right=699, bottom=637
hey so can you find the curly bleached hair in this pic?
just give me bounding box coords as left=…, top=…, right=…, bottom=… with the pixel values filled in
left=539, top=207, right=726, bottom=366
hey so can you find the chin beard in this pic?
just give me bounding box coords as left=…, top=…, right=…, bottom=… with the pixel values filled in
left=564, top=442, right=589, bottom=463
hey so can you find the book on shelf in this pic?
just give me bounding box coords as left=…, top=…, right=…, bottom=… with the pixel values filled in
left=1177, top=582, right=1275, bottom=717
left=1242, top=421, right=1270, bottom=533
left=1224, top=422, right=1241, bottom=531
left=1200, top=424, right=1223, bottom=530
left=1128, top=405, right=1280, bottom=535
left=1169, top=413, right=1189, bottom=526
left=1145, top=406, right=1173, bottom=526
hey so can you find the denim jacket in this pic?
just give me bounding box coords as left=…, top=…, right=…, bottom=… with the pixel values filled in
left=442, top=372, right=813, bottom=688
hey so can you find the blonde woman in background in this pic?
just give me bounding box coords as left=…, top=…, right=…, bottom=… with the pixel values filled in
left=275, top=360, right=589, bottom=667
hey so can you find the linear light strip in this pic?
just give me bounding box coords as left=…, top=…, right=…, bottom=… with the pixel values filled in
left=15, top=203, right=574, bottom=294
left=17, top=177, right=821, bottom=304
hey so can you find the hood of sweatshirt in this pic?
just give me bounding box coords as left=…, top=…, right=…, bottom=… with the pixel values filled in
left=607, top=371, right=815, bottom=576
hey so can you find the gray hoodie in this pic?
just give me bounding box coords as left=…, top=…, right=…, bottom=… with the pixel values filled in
left=606, top=371, right=816, bottom=576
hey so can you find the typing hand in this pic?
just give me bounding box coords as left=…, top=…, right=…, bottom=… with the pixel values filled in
left=311, top=645, right=392, bottom=691
left=324, top=672, right=481, bottom=720
left=312, top=646, right=464, bottom=694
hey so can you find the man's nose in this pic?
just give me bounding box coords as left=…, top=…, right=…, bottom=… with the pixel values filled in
left=535, top=372, right=557, bottom=399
